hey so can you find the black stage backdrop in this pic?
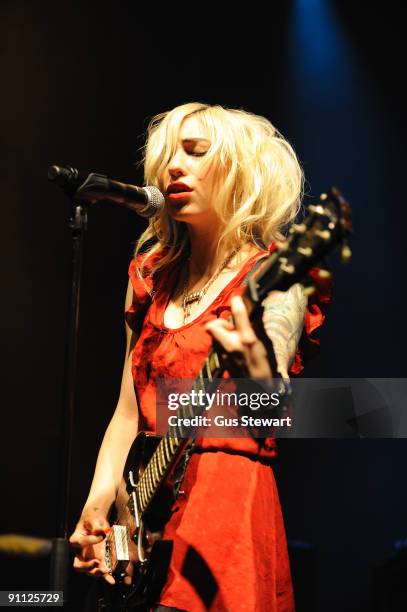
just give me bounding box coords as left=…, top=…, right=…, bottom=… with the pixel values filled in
left=1, top=2, right=406, bottom=611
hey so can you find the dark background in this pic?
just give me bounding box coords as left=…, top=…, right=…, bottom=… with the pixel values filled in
left=1, top=1, right=406, bottom=610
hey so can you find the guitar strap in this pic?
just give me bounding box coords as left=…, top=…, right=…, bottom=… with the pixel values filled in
left=240, top=254, right=268, bottom=287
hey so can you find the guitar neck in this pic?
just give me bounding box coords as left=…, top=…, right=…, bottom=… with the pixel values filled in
left=135, top=349, right=224, bottom=515
left=135, top=187, right=353, bottom=517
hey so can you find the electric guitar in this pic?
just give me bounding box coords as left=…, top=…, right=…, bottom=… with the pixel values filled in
left=102, top=187, right=352, bottom=610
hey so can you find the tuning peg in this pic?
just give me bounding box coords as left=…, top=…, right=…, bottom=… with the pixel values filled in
left=302, top=285, right=316, bottom=297
left=297, top=246, right=313, bottom=257
left=308, top=204, right=325, bottom=215
left=318, top=269, right=331, bottom=279
left=341, top=241, right=352, bottom=263
left=289, top=223, right=307, bottom=234
left=280, top=262, right=295, bottom=274
left=315, top=229, right=331, bottom=241
left=276, top=240, right=289, bottom=251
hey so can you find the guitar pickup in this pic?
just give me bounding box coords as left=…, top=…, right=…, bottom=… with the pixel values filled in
left=110, top=525, right=130, bottom=562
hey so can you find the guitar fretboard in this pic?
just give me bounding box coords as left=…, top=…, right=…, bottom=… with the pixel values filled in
left=135, top=349, right=223, bottom=515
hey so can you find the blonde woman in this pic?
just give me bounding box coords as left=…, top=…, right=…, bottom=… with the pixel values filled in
left=70, top=103, right=325, bottom=611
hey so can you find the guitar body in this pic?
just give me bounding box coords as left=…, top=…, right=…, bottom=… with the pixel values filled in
left=118, top=431, right=176, bottom=531
left=103, top=432, right=183, bottom=611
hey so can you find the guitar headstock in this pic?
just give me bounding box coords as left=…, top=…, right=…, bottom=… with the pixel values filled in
left=246, top=187, right=352, bottom=305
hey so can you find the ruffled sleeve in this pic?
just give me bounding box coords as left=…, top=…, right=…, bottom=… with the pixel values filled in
left=289, top=266, right=332, bottom=375
left=124, top=251, right=161, bottom=334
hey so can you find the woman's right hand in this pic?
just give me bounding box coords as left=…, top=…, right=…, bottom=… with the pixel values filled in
left=68, top=285, right=139, bottom=587
left=69, top=507, right=116, bottom=585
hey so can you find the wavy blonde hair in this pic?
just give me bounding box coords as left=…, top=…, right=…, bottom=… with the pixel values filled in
left=135, top=102, right=303, bottom=275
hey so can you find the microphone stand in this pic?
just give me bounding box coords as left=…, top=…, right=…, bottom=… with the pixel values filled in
left=49, top=192, right=89, bottom=602
left=47, top=166, right=163, bottom=602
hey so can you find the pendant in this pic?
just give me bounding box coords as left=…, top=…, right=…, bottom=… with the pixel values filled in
left=183, top=290, right=203, bottom=310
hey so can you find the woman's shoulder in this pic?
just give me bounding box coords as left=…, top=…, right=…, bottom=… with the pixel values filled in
left=128, top=249, right=164, bottom=298
left=125, top=248, right=169, bottom=332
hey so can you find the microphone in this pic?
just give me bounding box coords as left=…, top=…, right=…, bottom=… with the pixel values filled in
left=48, top=165, right=165, bottom=218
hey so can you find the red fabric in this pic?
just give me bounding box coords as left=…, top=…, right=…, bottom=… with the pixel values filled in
left=126, top=251, right=278, bottom=459
left=125, top=249, right=328, bottom=611
left=290, top=265, right=332, bottom=375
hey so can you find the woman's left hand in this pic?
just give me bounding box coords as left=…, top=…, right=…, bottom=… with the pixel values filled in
left=205, top=296, right=273, bottom=380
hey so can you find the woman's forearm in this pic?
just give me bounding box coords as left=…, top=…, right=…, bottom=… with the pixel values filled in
left=83, top=409, right=139, bottom=515
left=82, top=349, right=139, bottom=515
left=262, top=283, right=307, bottom=378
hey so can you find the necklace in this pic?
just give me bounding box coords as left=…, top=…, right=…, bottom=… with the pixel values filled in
left=182, top=247, right=241, bottom=323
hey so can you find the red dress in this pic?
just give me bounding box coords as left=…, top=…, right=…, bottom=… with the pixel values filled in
left=125, top=249, right=329, bottom=612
